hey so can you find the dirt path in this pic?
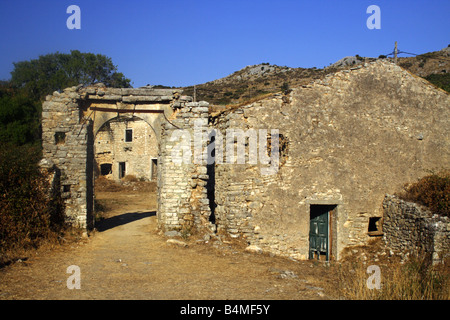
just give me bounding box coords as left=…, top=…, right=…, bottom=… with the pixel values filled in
left=0, top=190, right=340, bottom=300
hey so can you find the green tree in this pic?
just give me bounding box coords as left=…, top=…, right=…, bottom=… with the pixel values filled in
left=0, top=84, right=41, bottom=145
left=10, top=50, right=131, bottom=100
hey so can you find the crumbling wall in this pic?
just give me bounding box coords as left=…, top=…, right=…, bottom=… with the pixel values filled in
left=41, top=85, right=94, bottom=228
left=382, top=195, right=449, bottom=264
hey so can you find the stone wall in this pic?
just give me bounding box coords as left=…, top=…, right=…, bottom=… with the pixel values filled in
left=210, top=60, right=450, bottom=260
left=41, top=85, right=95, bottom=228
left=157, top=101, right=213, bottom=235
left=382, top=195, right=450, bottom=264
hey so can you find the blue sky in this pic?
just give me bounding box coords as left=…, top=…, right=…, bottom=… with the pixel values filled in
left=0, top=0, right=449, bottom=87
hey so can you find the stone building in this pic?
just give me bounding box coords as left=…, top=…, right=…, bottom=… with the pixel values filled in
left=206, top=60, right=449, bottom=261
left=95, top=115, right=158, bottom=181
left=40, top=60, right=449, bottom=261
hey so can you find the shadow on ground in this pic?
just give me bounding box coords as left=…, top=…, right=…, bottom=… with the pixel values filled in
left=96, top=211, right=156, bottom=232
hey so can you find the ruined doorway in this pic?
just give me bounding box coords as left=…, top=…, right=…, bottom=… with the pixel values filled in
left=309, top=205, right=336, bottom=261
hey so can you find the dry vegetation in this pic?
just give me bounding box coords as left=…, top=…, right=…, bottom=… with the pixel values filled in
left=397, top=170, right=450, bottom=217
left=337, top=239, right=449, bottom=300
left=0, top=144, right=70, bottom=267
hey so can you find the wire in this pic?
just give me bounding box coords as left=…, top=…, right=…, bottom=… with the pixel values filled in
left=380, top=46, right=450, bottom=62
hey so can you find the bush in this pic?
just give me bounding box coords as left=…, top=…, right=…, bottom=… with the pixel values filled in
left=0, top=143, right=66, bottom=261
left=398, top=170, right=450, bottom=217
left=424, top=73, right=450, bottom=93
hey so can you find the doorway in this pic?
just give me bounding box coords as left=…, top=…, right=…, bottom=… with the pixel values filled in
left=309, top=205, right=336, bottom=261
left=118, top=162, right=126, bottom=179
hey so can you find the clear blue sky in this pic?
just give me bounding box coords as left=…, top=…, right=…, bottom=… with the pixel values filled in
left=0, top=0, right=449, bottom=88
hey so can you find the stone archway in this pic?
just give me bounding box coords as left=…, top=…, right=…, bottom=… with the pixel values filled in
left=40, top=85, right=184, bottom=229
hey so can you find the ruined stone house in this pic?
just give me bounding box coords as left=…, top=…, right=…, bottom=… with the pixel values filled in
left=95, top=115, right=158, bottom=181
left=40, top=60, right=450, bottom=261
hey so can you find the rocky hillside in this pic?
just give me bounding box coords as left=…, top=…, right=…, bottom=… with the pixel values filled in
left=180, top=46, right=450, bottom=106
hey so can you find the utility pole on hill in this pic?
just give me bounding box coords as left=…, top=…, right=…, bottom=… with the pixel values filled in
left=394, top=41, right=398, bottom=64
left=194, top=85, right=197, bottom=102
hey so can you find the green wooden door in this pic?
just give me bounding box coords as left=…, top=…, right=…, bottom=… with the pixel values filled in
left=309, top=207, right=329, bottom=260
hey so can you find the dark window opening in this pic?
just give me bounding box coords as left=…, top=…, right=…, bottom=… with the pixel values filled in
left=62, top=185, right=71, bottom=193
left=55, top=132, right=66, bottom=145
left=100, top=163, right=112, bottom=176
left=119, top=162, right=126, bottom=179
left=368, top=217, right=383, bottom=235
left=125, top=129, right=133, bottom=142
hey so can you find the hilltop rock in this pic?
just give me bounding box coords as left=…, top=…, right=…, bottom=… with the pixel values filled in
left=439, top=46, right=450, bottom=56
left=329, top=56, right=364, bottom=68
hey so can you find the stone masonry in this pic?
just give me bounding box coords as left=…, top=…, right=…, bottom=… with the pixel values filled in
left=157, top=101, right=213, bottom=235
left=382, top=195, right=449, bottom=264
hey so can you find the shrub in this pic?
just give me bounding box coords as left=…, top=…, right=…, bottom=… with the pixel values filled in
left=0, top=143, right=66, bottom=261
left=398, top=170, right=450, bottom=217
left=281, top=82, right=291, bottom=95
left=424, top=73, right=450, bottom=93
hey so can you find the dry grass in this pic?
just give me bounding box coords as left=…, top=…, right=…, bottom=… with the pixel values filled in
left=337, top=239, right=449, bottom=300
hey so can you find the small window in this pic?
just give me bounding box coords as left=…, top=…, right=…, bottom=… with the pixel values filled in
left=368, top=217, right=383, bottom=236
left=62, top=185, right=71, bottom=193
left=125, top=129, right=133, bottom=142
left=151, top=158, right=157, bottom=180
left=55, top=132, right=66, bottom=145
